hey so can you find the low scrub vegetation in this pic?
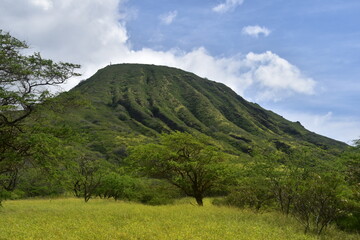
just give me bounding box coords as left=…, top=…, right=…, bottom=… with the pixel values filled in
left=213, top=150, right=360, bottom=235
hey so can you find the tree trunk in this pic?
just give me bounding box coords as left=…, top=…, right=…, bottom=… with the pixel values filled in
left=195, top=195, right=203, bottom=206
left=285, top=196, right=292, bottom=216
left=73, top=180, right=81, bottom=198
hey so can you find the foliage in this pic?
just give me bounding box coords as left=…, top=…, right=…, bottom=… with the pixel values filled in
left=223, top=151, right=305, bottom=215
left=353, top=139, right=360, bottom=148
left=214, top=169, right=275, bottom=211
left=215, top=148, right=358, bottom=235
left=137, top=179, right=181, bottom=205
left=95, top=172, right=143, bottom=201
left=0, top=30, right=80, bottom=204
left=342, top=144, right=360, bottom=188
left=336, top=142, right=360, bottom=232
left=93, top=172, right=180, bottom=205
left=15, top=167, right=66, bottom=198
left=70, top=151, right=111, bottom=202
left=291, top=173, right=350, bottom=235
left=127, top=131, right=231, bottom=206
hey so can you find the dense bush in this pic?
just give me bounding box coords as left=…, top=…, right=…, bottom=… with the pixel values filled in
left=138, top=179, right=182, bottom=205
left=95, top=174, right=181, bottom=205
left=95, top=173, right=143, bottom=201
left=291, top=173, right=350, bottom=235
left=213, top=149, right=359, bottom=235
left=213, top=179, right=274, bottom=211
left=16, top=168, right=66, bottom=198
left=336, top=210, right=360, bottom=233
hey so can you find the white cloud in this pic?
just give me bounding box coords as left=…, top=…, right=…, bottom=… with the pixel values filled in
left=0, top=0, right=315, bottom=101
left=30, top=0, right=53, bottom=11
left=213, top=0, right=244, bottom=13
left=273, top=110, right=360, bottom=144
left=242, top=25, right=271, bottom=37
left=239, top=51, right=316, bottom=101
left=159, top=11, right=177, bottom=25
left=0, top=0, right=129, bottom=86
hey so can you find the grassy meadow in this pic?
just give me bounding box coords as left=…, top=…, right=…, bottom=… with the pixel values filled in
left=0, top=198, right=359, bottom=240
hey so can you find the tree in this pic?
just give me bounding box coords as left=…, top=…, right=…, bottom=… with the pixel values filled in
left=344, top=139, right=360, bottom=187
left=221, top=150, right=309, bottom=213
left=0, top=30, right=80, bottom=203
left=353, top=139, right=360, bottom=149
left=128, top=131, right=229, bottom=206
left=95, top=172, right=139, bottom=201
left=291, top=173, right=349, bottom=235
left=71, top=151, right=110, bottom=202
left=336, top=140, right=360, bottom=232
left=221, top=176, right=274, bottom=211
left=0, top=30, right=80, bottom=126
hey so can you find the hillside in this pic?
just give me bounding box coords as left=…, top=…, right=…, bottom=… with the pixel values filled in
left=64, top=64, right=346, bottom=157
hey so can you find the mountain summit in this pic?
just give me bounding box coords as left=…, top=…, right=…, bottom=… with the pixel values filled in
left=69, top=64, right=346, bottom=155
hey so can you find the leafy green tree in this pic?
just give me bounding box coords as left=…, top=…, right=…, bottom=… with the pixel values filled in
left=95, top=172, right=143, bottom=201
left=244, top=152, right=298, bottom=215
left=0, top=29, right=80, bottom=127
left=128, top=131, right=230, bottom=206
left=344, top=140, right=360, bottom=188
left=291, top=173, right=350, bottom=235
left=219, top=150, right=308, bottom=213
left=353, top=139, right=360, bottom=148
left=257, top=149, right=353, bottom=235
left=16, top=167, right=66, bottom=198
left=220, top=177, right=274, bottom=211
left=272, top=155, right=311, bottom=215
left=0, top=30, right=80, bottom=203
left=70, top=151, right=110, bottom=202
left=336, top=140, right=360, bottom=232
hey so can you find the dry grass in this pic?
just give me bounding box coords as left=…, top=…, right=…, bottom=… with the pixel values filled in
left=0, top=198, right=358, bottom=240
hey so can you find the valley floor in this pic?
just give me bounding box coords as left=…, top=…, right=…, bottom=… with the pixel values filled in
left=0, top=198, right=358, bottom=240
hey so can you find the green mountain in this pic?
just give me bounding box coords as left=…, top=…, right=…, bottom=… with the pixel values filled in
left=64, top=64, right=346, bottom=157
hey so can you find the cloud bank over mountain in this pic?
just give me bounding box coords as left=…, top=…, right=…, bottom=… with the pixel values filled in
left=0, top=0, right=316, bottom=101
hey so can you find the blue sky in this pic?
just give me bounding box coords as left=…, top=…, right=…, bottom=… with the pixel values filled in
left=1, top=0, right=359, bottom=143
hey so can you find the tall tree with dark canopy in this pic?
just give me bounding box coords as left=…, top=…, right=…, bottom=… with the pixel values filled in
left=128, top=131, right=229, bottom=206
left=0, top=30, right=80, bottom=202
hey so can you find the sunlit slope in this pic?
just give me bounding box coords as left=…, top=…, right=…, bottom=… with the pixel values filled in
left=69, top=64, right=346, bottom=154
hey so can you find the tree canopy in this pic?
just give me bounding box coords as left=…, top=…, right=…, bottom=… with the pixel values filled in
left=128, top=131, right=230, bottom=206
left=0, top=30, right=80, bottom=125
left=0, top=30, right=80, bottom=202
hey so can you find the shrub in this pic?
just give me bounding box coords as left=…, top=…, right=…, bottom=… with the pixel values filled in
left=291, top=173, right=350, bottom=235
left=213, top=183, right=274, bottom=211
left=95, top=173, right=143, bottom=201
left=95, top=174, right=181, bottom=205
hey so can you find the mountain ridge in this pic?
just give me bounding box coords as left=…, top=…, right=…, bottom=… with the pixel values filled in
left=66, top=63, right=346, bottom=156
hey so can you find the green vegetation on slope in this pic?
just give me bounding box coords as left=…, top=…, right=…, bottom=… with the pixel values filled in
left=1, top=198, right=358, bottom=240
left=63, top=63, right=347, bottom=161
